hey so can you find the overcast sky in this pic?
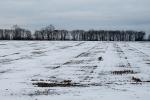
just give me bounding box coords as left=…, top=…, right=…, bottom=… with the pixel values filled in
left=0, top=0, right=150, bottom=33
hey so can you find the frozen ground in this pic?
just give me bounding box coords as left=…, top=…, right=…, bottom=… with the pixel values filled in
left=0, top=41, right=150, bottom=100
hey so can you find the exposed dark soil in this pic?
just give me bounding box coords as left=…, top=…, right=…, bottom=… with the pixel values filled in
left=132, top=76, right=142, bottom=82
left=32, top=80, right=84, bottom=87
left=132, top=76, right=150, bottom=83
left=111, top=70, right=136, bottom=75
left=98, top=57, right=103, bottom=61
left=28, top=89, right=61, bottom=96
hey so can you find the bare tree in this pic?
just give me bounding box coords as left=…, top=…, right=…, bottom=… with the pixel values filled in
left=148, top=34, right=150, bottom=41
left=0, top=24, right=146, bottom=41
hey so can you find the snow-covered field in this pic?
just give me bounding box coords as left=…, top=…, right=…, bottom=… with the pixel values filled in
left=0, top=41, right=150, bottom=100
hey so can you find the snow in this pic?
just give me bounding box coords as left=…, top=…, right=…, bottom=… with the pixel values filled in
left=0, top=41, right=150, bottom=100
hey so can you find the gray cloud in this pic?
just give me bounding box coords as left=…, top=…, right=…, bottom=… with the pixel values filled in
left=0, top=0, right=150, bottom=33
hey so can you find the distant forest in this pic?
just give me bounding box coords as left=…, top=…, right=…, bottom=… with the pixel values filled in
left=0, top=25, right=149, bottom=41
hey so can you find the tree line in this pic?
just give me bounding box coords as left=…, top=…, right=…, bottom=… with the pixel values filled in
left=0, top=25, right=32, bottom=40
left=0, top=25, right=149, bottom=41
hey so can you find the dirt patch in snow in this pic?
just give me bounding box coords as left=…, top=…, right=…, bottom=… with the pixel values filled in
left=32, top=80, right=85, bottom=87
left=98, top=57, right=103, bottom=61
left=111, top=70, right=137, bottom=75
left=131, top=76, right=150, bottom=83
left=132, top=76, right=142, bottom=82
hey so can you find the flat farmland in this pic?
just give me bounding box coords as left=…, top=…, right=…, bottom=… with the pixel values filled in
left=0, top=41, right=150, bottom=100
